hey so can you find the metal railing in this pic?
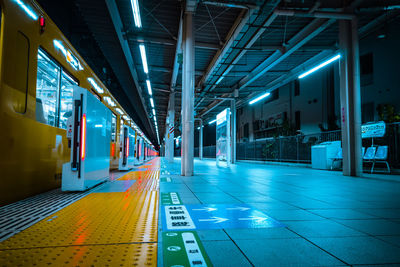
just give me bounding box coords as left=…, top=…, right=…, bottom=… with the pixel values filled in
left=189, top=122, right=400, bottom=168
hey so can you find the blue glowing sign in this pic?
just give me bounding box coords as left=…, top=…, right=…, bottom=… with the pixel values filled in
left=162, top=204, right=284, bottom=230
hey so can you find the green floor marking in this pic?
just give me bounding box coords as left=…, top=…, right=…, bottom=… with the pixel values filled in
left=161, top=192, right=182, bottom=205
left=162, top=231, right=212, bottom=267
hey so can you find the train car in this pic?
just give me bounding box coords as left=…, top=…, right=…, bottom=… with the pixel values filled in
left=0, top=0, right=154, bottom=205
left=118, top=124, right=136, bottom=170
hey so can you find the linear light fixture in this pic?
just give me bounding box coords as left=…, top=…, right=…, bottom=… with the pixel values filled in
left=208, top=119, right=217, bottom=125
left=146, top=79, right=152, bottom=95
left=15, top=0, right=38, bottom=20
left=87, top=78, right=104, bottom=94
left=215, top=76, right=224, bottom=85
left=139, top=44, right=148, bottom=74
left=249, top=92, right=271, bottom=105
left=130, top=0, right=142, bottom=28
left=152, top=108, right=156, bottom=116
left=150, top=98, right=154, bottom=108
left=116, top=108, right=124, bottom=115
left=298, top=54, right=341, bottom=79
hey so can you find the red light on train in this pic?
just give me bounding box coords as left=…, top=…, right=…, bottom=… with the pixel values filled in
left=111, top=143, right=115, bottom=157
left=126, top=137, right=129, bottom=157
left=81, top=114, right=86, bottom=160
left=39, top=16, right=45, bottom=34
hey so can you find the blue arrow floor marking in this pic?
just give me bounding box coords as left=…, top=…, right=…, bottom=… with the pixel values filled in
left=162, top=203, right=284, bottom=230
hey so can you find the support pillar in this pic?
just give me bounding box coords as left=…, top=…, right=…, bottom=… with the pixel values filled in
left=230, top=100, right=236, bottom=164
left=199, top=121, right=203, bottom=160
left=339, top=18, right=362, bottom=177
left=181, top=4, right=195, bottom=176
left=165, top=92, right=175, bottom=162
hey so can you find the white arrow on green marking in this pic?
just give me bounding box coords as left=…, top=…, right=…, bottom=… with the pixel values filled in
left=238, top=216, right=268, bottom=223
left=199, top=216, right=228, bottom=223
left=226, top=207, right=250, bottom=211
left=192, top=207, right=217, bottom=212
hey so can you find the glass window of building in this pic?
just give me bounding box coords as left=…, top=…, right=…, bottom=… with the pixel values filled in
left=36, top=49, right=60, bottom=127
left=59, top=72, right=77, bottom=129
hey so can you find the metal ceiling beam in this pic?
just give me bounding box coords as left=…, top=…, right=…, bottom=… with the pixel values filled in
left=202, top=1, right=258, bottom=10
left=105, top=0, right=155, bottom=138
left=237, top=18, right=336, bottom=90
left=358, top=9, right=400, bottom=39
left=196, top=8, right=254, bottom=89
left=236, top=50, right=336, bottom=107
left=126, top=34, right=220, bottom=50
left=274, top=9, right=355, bottom=20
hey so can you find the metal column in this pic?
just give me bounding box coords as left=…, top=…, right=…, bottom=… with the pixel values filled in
left=181, top=6, right=195, bottom=176
left=199, top=119, right=203, bottom=160
left=230, top=100, right=236, bottom=164
left=166, top=92, right=175, bottom=162
left=339, top=18, right=362, bottom=177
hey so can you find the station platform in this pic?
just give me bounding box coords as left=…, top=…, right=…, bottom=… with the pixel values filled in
left=1, top=158, right=400, bottom=266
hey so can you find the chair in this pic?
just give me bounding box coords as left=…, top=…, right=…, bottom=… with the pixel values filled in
left=331, top=147, right=342, bottom=170
left=363, top=146, right=376, bottom=161
left=331, top=147, right=366, bottom=170
left=372, top=146, right=390, bottom=174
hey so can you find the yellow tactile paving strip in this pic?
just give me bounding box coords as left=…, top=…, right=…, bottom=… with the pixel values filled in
left=0, top=158, right=160, bottom=266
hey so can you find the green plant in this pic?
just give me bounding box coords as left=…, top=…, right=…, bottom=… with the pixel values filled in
left=262, top=142, right=277, bottom=159
left=377, top=104, right=400, bottom=123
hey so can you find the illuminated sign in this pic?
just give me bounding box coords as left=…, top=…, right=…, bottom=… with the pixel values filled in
left=362, top=121, right=386, bottom=138
left=53, top=40, right=83, bottom=71
left=216, top=108, right=228, bottom=125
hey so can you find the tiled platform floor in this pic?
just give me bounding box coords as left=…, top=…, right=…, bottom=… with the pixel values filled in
left=158, top=158, right=400, bottom=266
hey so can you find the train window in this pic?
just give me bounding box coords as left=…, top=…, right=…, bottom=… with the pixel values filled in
left=13, top=32, right=30, bottom=114
left=59, top=72, right=77, bottom=129
left=36, top=49, right=61, bottom=127
left=111, top=113, right=117, bottom=142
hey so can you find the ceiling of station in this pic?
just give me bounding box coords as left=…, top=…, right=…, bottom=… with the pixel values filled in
left=37, top=0, right=400, bottom=146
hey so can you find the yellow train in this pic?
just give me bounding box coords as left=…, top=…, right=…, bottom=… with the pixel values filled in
left=0, top=0, right=156, bottom=205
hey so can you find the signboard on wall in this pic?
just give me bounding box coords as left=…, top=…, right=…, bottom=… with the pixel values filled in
left=216, top=108, right=231, bottom=166
left=361, top=121, right=386, bottom=138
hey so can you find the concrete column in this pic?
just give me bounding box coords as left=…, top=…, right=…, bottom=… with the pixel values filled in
left=181, top=8, right=195, bottom=176
left=199, top=121, right=203, bottom=160
left=339, top=18, right=362, bottom=177
left=166, top=92, right=175, bottom=162
left=230, top=100, right=236, bottom=164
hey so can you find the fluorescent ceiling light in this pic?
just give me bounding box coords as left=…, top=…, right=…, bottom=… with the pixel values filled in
left=152, top=108, right=156, bottom=116
left=87, top=78, right=104, bottom=94
left=298, top=54, right=341, bottom=79
left=146, top=80, right=152, bottom=96
left=150, top=98, right=154, bottom=108
left=130, top=0, right=142, bottom=28
left=216, top=76, right=224, bottom=85
left=249, top=92, right=271, bottom=105
left=139, top=44, right=148, bottom=74
left=208, top=119, right=217, bottom=125
left=16, top=0, right=38, bottom=20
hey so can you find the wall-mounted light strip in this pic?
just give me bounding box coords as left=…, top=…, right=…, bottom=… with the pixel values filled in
left=15, top=0, right=38, bottom=20
left=54, top=40, right=83, bottom=71
left=103, top=96, right=116, bottom=107
left=146, top=80, right=152, bottom=95
left=208, top=119, right=217, bottom=125
left=87, top=78, right=104, bottom=94
left=249, top=92, right=271, bottom=105
left=116, top=108, right=124, bottom=115
left=130, top=0, right=142, bottom=28
left=139, top=44, right=149, bottom=74
left=298, top=54, right=341, bottom=79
